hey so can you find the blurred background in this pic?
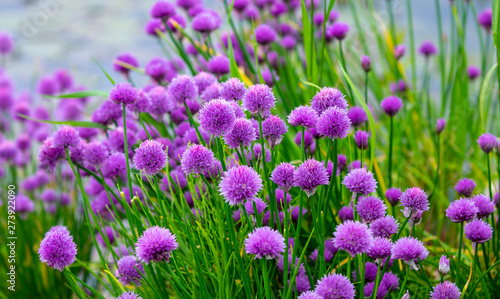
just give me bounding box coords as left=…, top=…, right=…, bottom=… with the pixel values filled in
left=0, top=0, right=492, bottom=91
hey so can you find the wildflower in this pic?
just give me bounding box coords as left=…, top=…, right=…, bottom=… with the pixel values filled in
left=333, top=220, right=373, bottom=257
left=219, top=165, right=263, bottom=205
left=430, top=281, right=461, bottom=299
left=419, top=41, right=438, bottom=57
left=317, top=106, right=351, bottom=139
left=255, top=24, right=277, bottom=45
left=37, top=75, right=60, bottom=96
left=135, top=226, right=179, bottom=264
left=385, top=187, right=402, bottom=206
left=96, top=226, right=117, bottom=246
left=92, top=101, right=123, bottom=126
left=38, top=138, right=65, bottom=172
left=472, top=194, right=495, bottom=219
left=115, top=255, right=144, bottom=285
left=207, top=55, right=230, bottom=76
left=41, top=189, right=57, bottom=203
left=338, top=205, right=354, bottom=222
left=363, top=272, right=399, bottom=299
left=391, top=237, right=428, bottom=270
left=311, top=87, right=348, bottom=115
left=14, top=194, right=35, bottom=218
left=370, top=215, right=399, bottom=238
left=116, top=292, right=142, bottom=299
left=315, top=273, right=355, bottom=299
left=337, top=154, right=347, bottom=171
left=242, top=84, right=276, bottom=116
left=445, top=198, right=478, bottom=223
left=145, top=57, right=171, bottom=83
left=133, top=140, right=168, bottom=175
left=199, top=99, right=236, bottom=136
left=347, top=106, right=368, bottom=127
left=114, top=53, right=139, bottom=75
left=394, top=45, right=406, bottom=60
left=478, top=8, right=492, bottom=31
left=262, top=115, right=287, bottom=149
left=201, top=83, right=221, bottom=102
left=298, top=291, right=321, bottom=299
left=464, top=219, right=493, bottom=250
left=181, top=144, right=216, bottom=176
left=439, top=255, right=450, bottom=275
left=354, top=131, right=370, bottom=150
left=101, top=153, right=127, bottom=179
left=455, top=178, right=476, bottom=197
left=167, top=74, right=198, bottom=104
left=53, top=125, right=80, bottom=148
left=271, top=162, right=295, bottom=192
left=244, top=197, right=268, bottom=215
left=330, top=22, right=350, bottom=40
left=436, top=118, right=446, bottom=135
left=288, top=105, right=318, bottom=128
left=0, top=31, right=14, bottom=55
left=361, top=55, right=371, bottom=72
left=380, top=96, right=403, bottom=117
left=150, top=0, right=176, bottom=20
left=356, top=196, right=386, bottom=223
left=367, top=237, right=393, bottom=263
left=224, top=118, right=257, bottom=149
left=468, top=66, right=481, bottom=81
left=244, top=226, right=285, bottom=259
left=193, top=72, right=217, bottom=94
left=399, top=187, right=429, bottom=217
left=109, top=82, right=138, bottom=105
left=342, top=168, right=378, bottom=195
left=477, top=133, right=497, bottom=153
left=192, top=11, right=221, bottom=34
left=220, top=78, right=246, bottom=101
left=127, top=90, right=150, bottom=114
left=38, top=226, right=77, bottom=271
left=294, top=158, right=329, bottom=197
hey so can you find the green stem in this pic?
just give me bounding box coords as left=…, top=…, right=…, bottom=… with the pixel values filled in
left=434, top=0, right=446, bottom=108
left=387, top=0, right=396, bottom=45
left=371, top=262, right=381, bottom=299
left=486, top=152, right=492, bottom=200
left=456, top=221, right=464, bottom=287
left=184, top=102, right=206, bottom=147
left=262, top=259, right=272, bottom=299
left=122, top=104, right=133, bottom=200
left=406, top=0, right=417, bottom=92
left=301, top=127, right=306, bottom=161
left=346, top=255, right=351, bottom=281
left=397, top=265, right=410, bottom=298
left=339, top=41, right=353, bottom=101
left=388, top=116, right=394, bottom=188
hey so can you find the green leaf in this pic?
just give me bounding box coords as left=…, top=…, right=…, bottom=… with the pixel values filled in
left=17, top=114, right=107, bottom=129
left=227, top=0, right=242, bottom=81
left=91, top=56, right=116, bottom=85
left=299, top=79, right=321, bottom=90
left=43, top=90, right=109, bottom=99
left=140, top=113, right=168, bottom=137
left=479, top=64, right=498, bottom=130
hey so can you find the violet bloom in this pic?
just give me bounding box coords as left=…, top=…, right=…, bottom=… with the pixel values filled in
left=454, top=178, right=476, bottom=197
left=478, top=8, right=492, bottom=31
left=199, top=99, right=236, bottom=136
left=446, top=198, right=478, bottom=223
left=192, top=11, right=221, bottom=34
left=219, top=166, right=263, bottom=205
left=347, top=106, right=368, bottom=127
left=38, top=138, right=65, bottom=172
left=342, top=168, right=378, bottom=195
left=294, top=158, right=329, bottom=197
left=354, top=131, right=370, bottom=150
left=471, top=194, right=495, bottom=219
left=391, top=237, right=428, bottom=270
left=436, top=118, right=446, bottom=135
left=0, top=140, right=16, bottom=162
left=371, top=215, right=399, bottom=238
left=193, top=72, right=217, bottom=94
left=271, top=162, right=296, bottom=192
left=363, top=272, right=399, bottom=299
left=38, top=226, right=77, bottom=271
left=338, top=205, right=354, bottom=222
left=101, top=153, right=127, bottom=179
left=385, top=187, right=402, bottom=206
left=331, top=22, right=350, bottom=40
left=109, top=82, right=138, bottom=106
left=419, top=41, right=438, bottom=57
left=311, top=87, right=348, bottom=115
left=367, top=237, right=393, bottom=264
left=37, top=75, right=60, bottom=96
left=114, top=53, right=139, bottom=76
left=467, top=66, right=481, bottom=81
left=242, top=84, right=276, bottom=116
left=207, top=55, right=230, bottom=76
left=356, top=196, right=386, bottom=223
left=220, top=78, right=246, bottom=101
left=399, top=187, right=429, bottom=217
left=394, top=45, right=406, bottom=60
left=464, top=219, right=493, bottom=250
left=224, top=118, right=257, bottom=149
left=53, top=125, right=80, bottom=148
left=145, top=57, right=171, bottom=83
left=181, top=144, right=215, bottom=176
left=127, top=90, right=151, bottom=114
left=288, top=105, right=318, bottom=128
left=430, top=281, right=461, bottom=299
left=298, top=291, right=321, bottom=299
left=439, top=255, right=450, bottom=275
left=315, top=273, right=354, bottom=299
left=244, top=226, right=285, bottom=259
left=92, top=101, right=123, bottom=126
left=115, top=255, right=145, bottom=285
left=135, top=226, right=179, bottom=264
left=477, top=133, right=497, bottom=153
left=262, top=115, right=287, bottom=149
left=133, top=140, right=167, bottom=175
left=333, top=220, right=373, bottom=256
left=167, top=74, right=198, bottom=104
left=14, top=195, right=34, bottom=218
left=361, top=55, right=371, bottom=72
left=380, top=96, right=403, bottom=117
left=0, top=31, right=14, bottom=55
left=116, top=291, right=141, bottom=299
left=244, top=197, right=267, bottom=215
left=281, top=35, right=296, bottom=50
left=150, top=0, right=176, bottom=20
left=255, top=24, right=278, bottom=46
left=337, top=154, right=347, bottom=172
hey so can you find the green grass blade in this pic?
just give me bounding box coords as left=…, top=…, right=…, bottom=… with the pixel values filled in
left=17, top=114, right=107, bottom=129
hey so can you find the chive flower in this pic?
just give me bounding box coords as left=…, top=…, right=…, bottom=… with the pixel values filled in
left=219, top=165, right=263, bottom=205
left=311, top=87, right=348, bottom=115
left=445, top=198, right=478, bottom=223
left=133, top=140, right=168, bottom=175
left=293, top=158, right=329, bottom=197
left=181, top=144, right=216, bottom=176
left=244, top=226, right=285, bottom=259
left=454, top=178, right=476, bottom=197
left=333, top=220, right=373, bottom=257
left=38, top=226, right=77, bottom=271
left=391, top=237, right=428, bottom=270
left=135, top=226, right=179, bottom=264
left=315, top=273, right=355, bottom=299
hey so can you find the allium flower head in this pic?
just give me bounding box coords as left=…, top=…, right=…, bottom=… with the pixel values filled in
left=399, top=187, right=429, bottom=216
left=219, top=166, right=263, bottom=205
left=419, top=41, right=438, bottom=57
left=199, top=99, right=236, bottom=136
left=244, top=197, right=267, bottom=215
left=391, top=237, right=429, bottom=270
left=167, top=74, right=198, bottom=104
left=0, top=140, right=17, bottom=162
left=294, top=158, right=329, bottom=197
left=220, top=78, right=246, bottom=101
left=271, top=162, right=296, bottom=192
left=454, top=178, right=476, bottom=197
left=0, top=31, right=14, bottom=55
left=464, top=219, right=493, bottom=249
left=370, top=215, right=399, bottom=238
left=468, top=66, right=481, bottom=80
left=109, top=82, right=138, bottom=105
left=478, top=8, right=492, bottom=31
left=367, top=237, right=393, bottom=263
left=315, top=273, right=355, bottom=299
left=363, top=272, right=399, bottom=299
left=145, top=57, right=171, bottom=83
left=193, top=71, right=217, bottom=94
left=114, top=53, right=139, bottom=74
left=361, top=55, right=371, bottom=72
left=262, top=115, right=287, bottom=149
left=92, top=101, right=123, bottom=125
left=430, top=281, right=461, bottom=299
left=244, top=226, right=285, bottom=259
left=223, top=118, right=257, bottom=148
left=133, top=140, right=167, bottom=175
left=255, top=24, right=277, bottom=45
left=385, top=187, right=402, bottom=206
left=330, top=22, right=350, bottom=40
left=102, top=153, right=127, bottom=179
left=37, top=75, right=60, bottom=96
left=354, top=130, right=370, bottom=150
left=356, top=196, right=386, bottom=223
left=436, top=118, right=446, bottom=134
left=38, top=226, right=77, bottom=271
left=298, top=291, right=321, bottom=299
left=317, top=106, right=351, bottom=139
left=150, top=0, right=176, bottom=20
left=53, top=125, right=80, bottom=148
left=439, top=255, right=450, bottom=275
left=471, top=194, right=495, bottom=219
left=477, top=133, right=497, bottom=153
left=38, top=138, right=64, bottom=172
left=192, top=11, right=221, bottom=34
left=445, top=198, right=478, bottom=223
left=380, top=96, right=403, bottom=117
left=242, top=84, right=276, bottom=116
left=135, top=226, right=179, bottom=264
left=347, top=106, right=368, bottom=127
left=338, top=205, right=354, bottom=222
left=41, top=189, right=57, bottom=203
left=115, top=255, right=145, bottom=285
left=288, top=105, right=318, bottom=128
left=394, top=44, right=406, bottom=60
left=207, top=55, right=230, bottom=76
left=333, top=220, right=373, bottom=257
left=181, top=144, right=216, bottom=175
left=116, top=292, right=142, bottom=299
left=311, top=87, right=347, bottom=115
left=342, top=168, right=377, bottom=195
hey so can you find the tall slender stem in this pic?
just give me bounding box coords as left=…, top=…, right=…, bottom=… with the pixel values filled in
left=388, top=116, right=394, bottom=188
left=371, top=262, right=382, bottom=299
left=406, top=0, right=417, bottom=91
left=122, top=104, right=133, bottom=200
left=397, top=265, right=410, bottom=298
left=339, top=41, right=353, bottom=101
left=486, top=152, right=492, bottom=200
left=261, top=259, right=272, bottom=299
left=456, top=221, right=464, bottom=287
left=301, top=127, right=306, bottom=161
left=387, top=0, right=396, bottom=45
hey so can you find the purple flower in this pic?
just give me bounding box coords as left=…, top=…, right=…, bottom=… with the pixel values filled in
left=0, top=140, right=17, bottom=162
left=385, top=187, right=402, bottom=206
left=116, top=291, right=141, bottom=299
left=281, top=35, right=297, bottom=50
left=193, top=72, right=217, bottom=94
left=127, top=90, right=150, bottom=114
left=135, top=226, right=179, bottom=264
left=200, top=83, right=221, bottom=102
left=298, top=291, right=321, bottom=299
left=37, top=75, right=60, bottom=96
left=244, top=226, right=285, bottom=259
left=468, top=66, right=481, bottom=81
left=399, top=187, right=429, bottom=217
left=41, top=189, right=57, bottom=203
left=53, top=69, right=73, bottom=91
left=224, top=118, right=257, bottom=148
left=342, top=168, right=378, bottom=195
left=367, top=237, right=393, bottom=263
left=0, top=88, right=13, bottom=111
left=133, top=140, right=167, bottom=175
left=311, top=87, right=348, bottom=115
left=199, top=99, right=236, bottom=136
left=38, top=226, right=77, bottom=271
left=244, top=197, right=268, bottom=215
left=338, top=205, right=354, bottom=222
left=38, top=138, right=65, bottom=172
left=181, top=144, right=216, bottom=175
left=242, top=84, right=276, bottom=116
left=0, top=31, right=14, bottom=55
left=294, top=158, right=329, bottom=197
left=361, top=55, right=371, bottom=72
left=115, top=255, right=144, bottom=285
left=454, top=178, right=476, bottom=197
left=436, top=118, right=446, bottom=135
left=53, top=125, right=80, bottom=148
left=394, top=44, right=406, bottom=60
left=347, top=106, right=368, bottom=127
left=220, top=78, right=246, bottom=101
left=262, top=115, right=287, bottom=149
left=92, top=101, right=123, bottom=126
left=330, top=22, right=350, bottom=40
left=150, top=0, right=176, bottom=20
left=439, top=255, right=450, bottom=275
left=255, top=24, right=277, bottom=45
left=315, top=273, right=355, bottom=299
left=430, top=281, right=461, bottom=299
left=371, top=215, right=399, bottom=238
left=145, top=57, right=171, bottom=83
left=109, top=82, right=138, bottom=105
left=471, top=194, right=495, bottom=219
left=356, top=195, right=386, bottom=223
left=192, top=11, right=221, bottom=34
left=245, top=143, right=271, bottom=164
left=477, top=133, right=497, bottom=153
left=14, top=194, right=34, bottom=218
left=363, top=272, right=399, bottom=299
left=391, top=237, right=428, bottom=270
left=354, top=131, right=370, bottom=150
left=419, top=41, right=438, bottom=57
left=219, top=165, right=263, bottom=205
left=207, top=55, right=230, bottom=76
left=333, top=220, right=373, bottom=256
left=478, top=8, right=492, bottom=31
left=380, top=96, right=403, bottom=117
left=271, top=162, right=296, bottom=192
left=288, top=106, right=318, bottom=128
left=446, top=198, right=478, bottom=223
left=114, top=53, right=139, bottom=75
left=167, top=74, right=198, bottom=104
left=102, top=153, right=127, bottom=179
left=317, top=106, right=351, bottom=139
